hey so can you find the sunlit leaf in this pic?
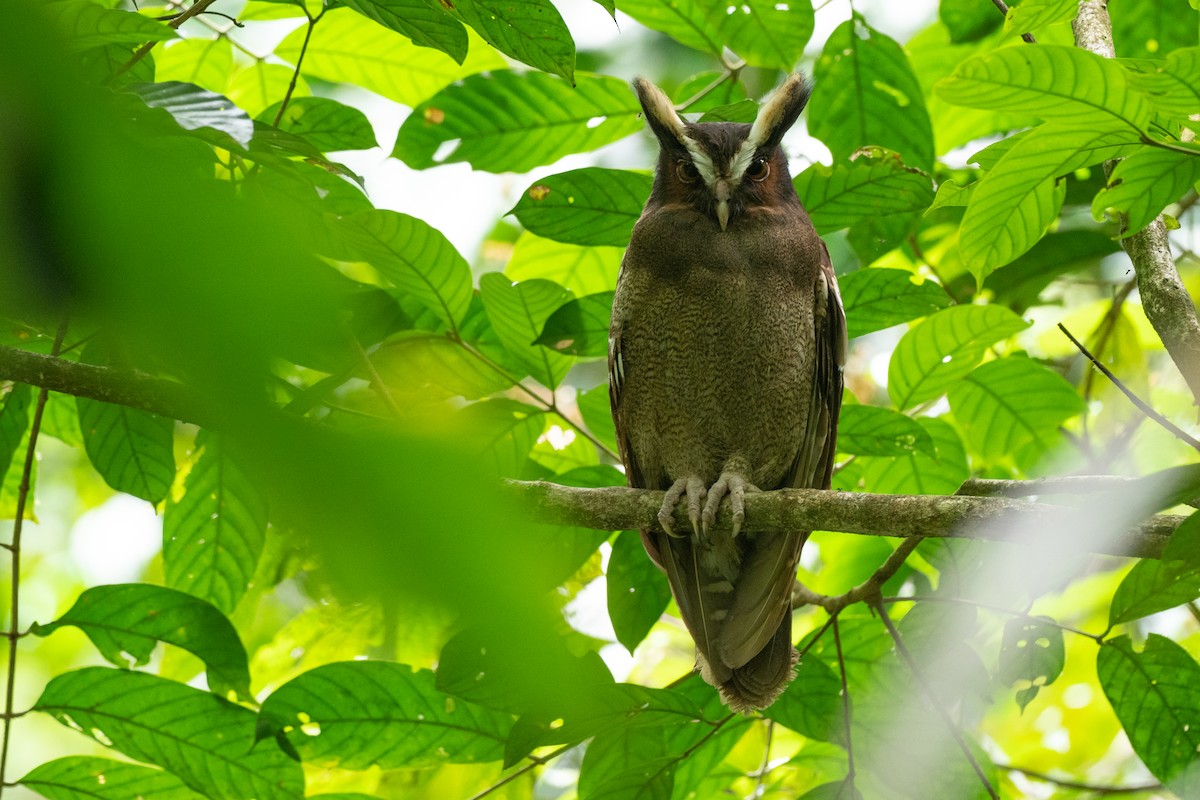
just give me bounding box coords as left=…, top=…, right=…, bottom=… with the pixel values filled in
left=333, top=0, right=468, bottom=62
left=45, top=1, right=175, bottom=51
left=1126, top=47, right=1200, bottom=120
left=810, top=16, right=934, bottom=170
left=998, top=617, right=1064, bottom=711
left=1005, top=0, right=1078, bottom=33
left=535, top=292, right=613, bottom=358
left=0, top=383, right=32, bottom=489
left=257, top=96, right=377, bottom=151
left=887, top=305, right=1029, bottom=409
left=31, top=583, right=249, bottom=700
left=480, top=273, right=573, bottom=388
left=447, top=0, right=575, bottom=82
left=1098, top=635, right=1200, bottom=794
left=577, top=385, right=618, bottom=453
left=225, top=61, right=309, bottom=118
left=77, top=383, right=175, bottom=506
left=1093, top=147, right=1200, bottom=237
left=510, top=168, right=651, bottom=247
left=154, top=38, right=232, bottom=95
left=34, top=668, right=303, bottom=800
left=794, top=152, right=934, bottom=234
left=606, top=530, right=670, bottom=653
left=837, top=405, right=936, bottom=458
left=506, top=233, right=623, bottom=296
left=259, top=661, right=514, bottom=768
left=374, top=332, right=515, bottom=400
left=837, top=268, right=952, bottom=339
left=1109, top=560, right=1200, bottom=626
left=1110, top=0, right=1198, bottom=60
left=163, top=432, right=268, bottom=614
left=859, top=417, right=970, bottom=496
left=393, top=71, right=641, bottom=173
left=20, top=756, right=206, bottom=800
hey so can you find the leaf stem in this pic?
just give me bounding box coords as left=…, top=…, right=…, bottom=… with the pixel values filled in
left=272, top=9, right=323, bottom=128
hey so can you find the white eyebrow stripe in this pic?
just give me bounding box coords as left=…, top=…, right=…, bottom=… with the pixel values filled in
left=728, top=138, right=757, bottom=183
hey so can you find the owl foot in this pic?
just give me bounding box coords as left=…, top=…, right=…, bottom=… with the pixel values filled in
left=701, top=473, right=760, bottom=539
left=658, top=476, right=707, bottom=537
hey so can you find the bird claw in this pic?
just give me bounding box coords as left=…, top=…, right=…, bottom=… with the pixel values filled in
left=701, top=473, right=759, bottom=539
left=659, top=476, right=707, bottom=538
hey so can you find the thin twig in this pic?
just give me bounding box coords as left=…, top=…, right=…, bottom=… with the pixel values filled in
left=1059, top=323, right=1200, bottom=452
left=348, top=332, right=403, bottom=419
left=793, top=536, right=923, bottom=612
left=465, top=743, right=574, bottom=800
left=875, top=600, right=1000, bottom=800
left=272, top=9, right=322, bottom=128
left=110, top=0, right=221, bottom=82
left=988, top=0, right=1037, bottom=43
left=998, top=762, right=1163, bottom=795
left=675, top=68, right=740, bottom=113
left=880, top=595, right=1104, bottom=644
left=0, top=318, right=68, bottom=798
left=750, top=719, right=774, bottom=799
left=832, top=615, right=856, bottom=792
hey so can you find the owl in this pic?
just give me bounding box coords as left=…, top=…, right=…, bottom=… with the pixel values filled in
left=608, top=74, right=846, bottom=711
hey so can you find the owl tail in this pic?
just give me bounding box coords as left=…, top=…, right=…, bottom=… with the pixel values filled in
left=700, top=612, right=797, bottom=712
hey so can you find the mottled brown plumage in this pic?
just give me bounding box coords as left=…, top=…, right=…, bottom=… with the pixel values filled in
left=608, top=74, right=846, bottom=711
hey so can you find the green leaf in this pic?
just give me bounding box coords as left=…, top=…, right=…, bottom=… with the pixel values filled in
left=1164, top=511, right=1200, bottom=566
left=34, top=668, right=303, bottom=800
left=794, top=152, right=934, bottom=235
left=837, top=268, right=952, bottom=339
left=998, top=617, right=1064, bottom=711
left=45, top=1, right=176, bottom=51
left=927, top=178, right=974, bottom=211
left=0, top=384, right=32, bottom=489
left=1127, top=47, right=1200, bottom=120
left=765, top=655, right=844, bottom=743
left=154, top=38, right=233, bottom=95
left=259, top=661, right=513, bottom=768
left=1097, top=635, right=1200, bottom=793
left=935, top=44, right=1153, bottom=131
left=163, top=433, right=269, bottom=614
left=1005, top=0, right=1078, bottom=33
left=617, top=0, right=814, bottom=70
left=810, top=16, right=935, bottom=170
left=960, top=123, right=1142, bottom=281
left=127, top=81, right=254, bottom=149
left=335, top=0, right=468, bottom=62
left=510, top=168, right=651, bottom=247
left=225, top=61, right=308, bottom=118
left=1111, top=0, right=1199, bottom=60
left=77, top=378, right=175, bottom=506
left=577, top=385, right=618, bottom=453
left=534, top=292, right=613, bottom=358
left=20, top=756, right=206, bottom=800
left=697, top=100, right=758, bottom=123
left=1109, top=560, right=1200, bottom=626
left=837, top=405, right=936, bottom=458
left=276, top=9, right=505, bottom=107
left=506, top=233, right=623, bottom=296
left=392, top=71, right=641, bottom=173
left=1094, top=147, right=1200, bottom=237
left=446, top=0, right=575, bottom=82
left=938, top=0, right=1002, bottom=43
left=947, top=356, right=1085, bottom=465
left=888, top=305, right=1029, bottom=409
left=333, top=210, right=473, bottom=331
left=480, top=273, right=574, bottom=388
left=859, top=417, right=969, bottom=496
left=606, top=530, right=670, bottom=653
left=257, top=96, right=378, bottom=151
left=374, top=332, right=516, bottom=400
left=42, top=392, right=82, bottom=447
left=30, top=583, right=250, bottom=700
left=987, top=230, right=1120, bottom=311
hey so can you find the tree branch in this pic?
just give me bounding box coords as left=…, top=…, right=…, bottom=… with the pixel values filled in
left=1074, top=1, right=1200, bottom=404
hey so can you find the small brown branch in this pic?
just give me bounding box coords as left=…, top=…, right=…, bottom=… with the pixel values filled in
left=465, top=742, right=574, bottom=800
left=794, top=536, right=923, bottom=612
left=1059, top=323, right=1200, bottom=452
left=958, top=475, right=1200, bottom=508
left=110, top=0, right=221, bottom=82
left=875, top=600, right=999, bottom=800
left=998, top=762, right=1163, bottom=795
left=988, top=0, right=1037, bottom=43
left=272, top=10, right=321, bottom=128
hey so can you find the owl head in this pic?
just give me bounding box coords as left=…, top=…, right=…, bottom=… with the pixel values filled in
left=632, top=74, right=811, bottom=232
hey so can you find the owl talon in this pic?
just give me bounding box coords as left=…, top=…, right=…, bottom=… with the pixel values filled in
left=701, top=473, right=760, bottom=538
left=659, top=476, right=707, bottom=538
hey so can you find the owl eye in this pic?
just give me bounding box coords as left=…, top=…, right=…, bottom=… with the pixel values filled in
left=746, top=157, right=770, bottom=181
left=676, top=161, right=700, bottom=183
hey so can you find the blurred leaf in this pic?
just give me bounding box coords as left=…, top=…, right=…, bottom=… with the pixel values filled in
left=838, top=268, right=952, bottom=339
left=333, top=210, right=473, bottom=331
left=506, top=233, right=623, bottom=295
left=374, top=331, right=515, bottom=399
left=1005, top=0, right=1078, bottom=33
left=447, top=0, right=575, bottom=82
left=1163, top=511, right=1200, bottom=566
left=225, top=61, right=308, bottom=118
left=392, top=71, right=641, bottom=173
left=1110, top=0, right=1198, bottom=60
left=19, top=756, right=206, bottom=800
left=1094, top=147, right=1200, bottom=237
left=837, top=405, right=936, bottom=458
left=1126, top=46, right=1200, bottom=120
left=935, top=45, right=1153, bottom=130
left=45, top=1, right=176, bottom=51
left=259, top=661, right=514, bottom=768
left=811, top=16, right=934, bottom=170
left=510, top=168, right=651, bottom=247
left=0, top=383, right=32, bottom=488
left=480, top=273, right=573, bottom=388
left=697, top=99, right=758, bottom=122
left=154, top=38, right=232, bottom=94
left=31, top=583, right=251, bottom=700
left=764, top=655, right=845, bottom=743
left=1098, top=635, right=1200, bottom=794
left=998, top=617, right=1064, bottom=711
left=860, top=417, right=969, bottom=495
left=333, top=0, right=468, bottom=62
left=276, top=9, right=505, bottom=106
left=457, top=399, right=545, bottom=476
left=577, top=385, right=618, bottom=453
left=34, top=668, right=302, bottom=800
left=799, top=780, right=864, bottom=800
left=938, top=0, right=1002, bottom=43
left=258, top=96, right=378, bottom=151
left=607, top=530, right=670, bottom=653
left=126, top=81, right=254, bottom=149
left=163, top=432, right=268, bottom=614
left=794, top=152, right=934, bottom=234
left=1109, top=560, right=1200, bottom=626
left=948, top=355, right=1084, bottom=465
left=887, top=305, right=1029, bottom=409
left=617, top=0, right=814, bottom=70
left=42, top=391, right=82, bottom=446
left=535, top=291, right=613, bottom=358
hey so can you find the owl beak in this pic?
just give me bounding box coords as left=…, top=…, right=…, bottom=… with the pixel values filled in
left=715, top=178, right=732, bottom=231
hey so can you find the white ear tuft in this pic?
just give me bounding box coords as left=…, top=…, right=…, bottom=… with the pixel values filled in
left=632, top=77, right=689, bottom=144
left=746, top=73, right=811, bottom=152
